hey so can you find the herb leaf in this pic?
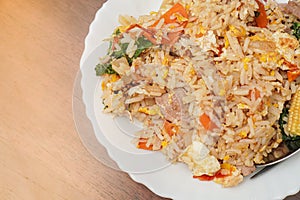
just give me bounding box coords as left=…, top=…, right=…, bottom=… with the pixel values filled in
left=95, top=34, right=153, bottom=76
left=291, top=22, right=300, bottom=40
left=133, top=36, right=153, bottom=58
left=114, top=28, right=121, bottom=36
left=95, top=63, right=116, bottom=76
left=111, top=43, right=129, bottom=59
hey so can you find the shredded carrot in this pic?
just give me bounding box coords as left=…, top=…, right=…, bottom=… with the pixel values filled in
left=255, top=0, right=268, bottom=28
left=246, top=88, right=260, bottom=99
left=151, top=3, right=188, bottom=27
left=125, top=4, right=187, bottom=46
left=125, top=24, right=141, bottom=32
left=125, top=24, right=155, bottom=36
left=199, top=113, right=217, bottom=130
left=195, top=33, right=204, bottom=38
left=164, top=120, right=178, bottom=137
left=284, top=60, right=298, bottom=71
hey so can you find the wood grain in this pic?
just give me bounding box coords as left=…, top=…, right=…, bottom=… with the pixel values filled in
left=0, top=0, right=299, bottom=199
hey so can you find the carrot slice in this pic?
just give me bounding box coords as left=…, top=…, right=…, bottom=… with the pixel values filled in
left=164, top=120, right=179, bottom=137
left=255, top=0, right=268, bottom=28
left=151, top=3, right=188, bottom=27
left=284, top=60, right=300, bottom=81
left=287, top=70, right=300, bottom=82
left=137, top=140, right=154, bottom=150
left=199, top=113, right=217, bottom=130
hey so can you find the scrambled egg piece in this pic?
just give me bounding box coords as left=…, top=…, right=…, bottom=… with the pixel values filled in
left=272, top=32, right=299, bottom=62
left=237, top=103, right=250, bottom=110
left=229, top=25, right=246, bottom=37
left=196, top=31, right=217, bottom=52
left=242, top=57, right=250, bottom=71
left=214, top=168, right=243, bottom=188
left=179, top=141, right=220, bottom=176
left=138, top=105, right=162, bottom=116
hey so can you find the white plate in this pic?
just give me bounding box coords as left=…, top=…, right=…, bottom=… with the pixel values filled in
left=80, top=0, right=300, bottom=199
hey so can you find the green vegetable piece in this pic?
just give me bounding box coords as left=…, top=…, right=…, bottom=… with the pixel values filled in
left=111, top=43, right=129, bottom=59
left=291, top=22, right=300, bottom=40
left=279, top=107, right=300, bottom=151
left=96, top=35, right=153, bottom=76
left=133, top=36, right=153, bottom=58
left=114, top=28, right=121, bottom=36
left=95, top=63, right=117, bottom=76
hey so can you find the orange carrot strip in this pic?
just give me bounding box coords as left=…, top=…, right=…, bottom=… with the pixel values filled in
left=247, top=88, right=260, bottom=100
left=255, top=0, right=268, bottom=28
left=199, top=113, right=217, bottom=130
left=284, top=60, right=298, bottom=71
left=255, top=89, right=261, bottom=99
left=151, top=3, right=188, bottom=27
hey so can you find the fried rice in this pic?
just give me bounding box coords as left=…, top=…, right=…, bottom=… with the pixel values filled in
left=96, top=0, right=300, bottom=187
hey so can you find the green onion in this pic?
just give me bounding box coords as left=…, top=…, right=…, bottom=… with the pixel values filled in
left=291, top=22, right=300, bottom=40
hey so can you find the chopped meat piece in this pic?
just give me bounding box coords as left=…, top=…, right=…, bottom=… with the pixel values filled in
left=237, top=165, right=256, bottom=176
left=155, top=88, right=186, bottom=122
left=281, top=1, right=300, bottom=19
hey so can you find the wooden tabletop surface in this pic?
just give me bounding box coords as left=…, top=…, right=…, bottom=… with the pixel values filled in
left=1, top=0, right=300, bottom=199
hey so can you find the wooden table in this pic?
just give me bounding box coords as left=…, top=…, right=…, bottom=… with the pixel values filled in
left=0, top=0, right=299, bottom=199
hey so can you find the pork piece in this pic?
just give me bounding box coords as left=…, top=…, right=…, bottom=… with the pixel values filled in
left=280, top=1, right=300, bottom=19
left=237, top=165, right=256, bottom=176
left=155, top=88, right=187, bottom=122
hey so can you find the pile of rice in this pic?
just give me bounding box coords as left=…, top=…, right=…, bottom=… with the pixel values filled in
left=98, top=0, right=300, bottom=187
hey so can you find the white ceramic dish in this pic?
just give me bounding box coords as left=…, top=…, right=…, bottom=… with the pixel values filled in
left=80, top=0, right=300, bottom=199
